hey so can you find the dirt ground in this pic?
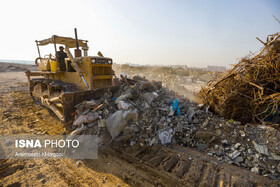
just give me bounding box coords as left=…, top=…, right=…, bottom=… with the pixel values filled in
left=0, top=65, right=279, bottom=186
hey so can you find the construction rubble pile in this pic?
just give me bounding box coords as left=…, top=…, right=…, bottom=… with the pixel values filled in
left=113, top=64, right=223, bottom=101
left=67, top=75, right=280, bottom=181
left=200, top=32, right=280, bottom=123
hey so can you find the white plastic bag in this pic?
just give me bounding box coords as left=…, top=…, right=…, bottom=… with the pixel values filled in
left=158, top=129, right=173, bottom=145
left=73, top=111, right=99, bottom=126
left=117, top=101, right=131, bottom=110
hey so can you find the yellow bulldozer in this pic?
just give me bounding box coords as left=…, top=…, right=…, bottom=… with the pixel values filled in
left=26, top=29, right=117, bottom=123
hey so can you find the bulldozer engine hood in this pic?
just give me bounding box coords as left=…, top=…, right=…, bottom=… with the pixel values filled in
left=36, top=35, right=88, bottom=48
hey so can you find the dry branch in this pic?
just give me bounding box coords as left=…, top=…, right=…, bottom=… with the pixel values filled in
left=199, top=32, right=280, bottom=123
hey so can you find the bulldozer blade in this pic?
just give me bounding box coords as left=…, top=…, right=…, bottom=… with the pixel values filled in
left=28, top=78, right=118, bottom=123
left=61, top=86, right=118, bottom=123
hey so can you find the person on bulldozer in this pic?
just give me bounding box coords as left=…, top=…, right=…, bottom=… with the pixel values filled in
left=57, top=46, right=68, bottom=71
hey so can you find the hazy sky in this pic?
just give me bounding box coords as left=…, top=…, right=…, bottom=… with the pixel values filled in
left=0, top=0, right=279, bottom=67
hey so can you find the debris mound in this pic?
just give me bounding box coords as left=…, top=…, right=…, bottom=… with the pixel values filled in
left=68, top=75, right=209, bottom=146
left=200, top=32, right=280, bottom=123
left=67, top=73, right=280, bottom=180
left=113, top=64, right=223, bottom=102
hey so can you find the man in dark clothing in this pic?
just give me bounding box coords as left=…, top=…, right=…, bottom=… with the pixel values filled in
left=56, top=46, right=68, bottom=71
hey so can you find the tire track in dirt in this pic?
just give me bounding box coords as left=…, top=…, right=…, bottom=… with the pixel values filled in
left=83, top=144, right=278, bottom=186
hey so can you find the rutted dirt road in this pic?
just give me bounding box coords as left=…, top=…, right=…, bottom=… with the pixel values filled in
left=0, top=70, right=279, bottom=186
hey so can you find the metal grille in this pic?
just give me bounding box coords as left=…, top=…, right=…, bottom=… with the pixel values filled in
left=92, top=65, right=113, bottom=88
left=92, top=79, right=112, bottom=88
left=92, top=66, right=112, bottom=75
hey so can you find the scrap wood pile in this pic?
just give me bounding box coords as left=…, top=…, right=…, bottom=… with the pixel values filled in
left=200, top=32, right=280, bottom=123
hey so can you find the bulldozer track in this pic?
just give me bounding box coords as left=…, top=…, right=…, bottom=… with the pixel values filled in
left=90, top=144, right=279, bottom=186
left=2, top=144, right=277, bottom=187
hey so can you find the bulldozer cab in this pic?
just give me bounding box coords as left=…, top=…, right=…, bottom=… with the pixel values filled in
left=35, top=35, right=89, bottom=72
left=33, top=34, right=114, bottom=90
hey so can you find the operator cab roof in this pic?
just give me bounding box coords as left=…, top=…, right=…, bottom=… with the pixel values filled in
left=36, top=35, right=88, bottom=48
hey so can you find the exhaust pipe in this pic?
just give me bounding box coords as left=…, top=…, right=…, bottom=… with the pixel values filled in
left=74, top=28, right=82, bottom=57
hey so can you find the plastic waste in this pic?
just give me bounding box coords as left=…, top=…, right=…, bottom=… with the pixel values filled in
left=158, top=129, right=173, bottom=145
left=73, top=111, right=99, bottom=126
left=171, top=99, right=180, bottom=116
left=117, top=101, right=130, bottom=110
